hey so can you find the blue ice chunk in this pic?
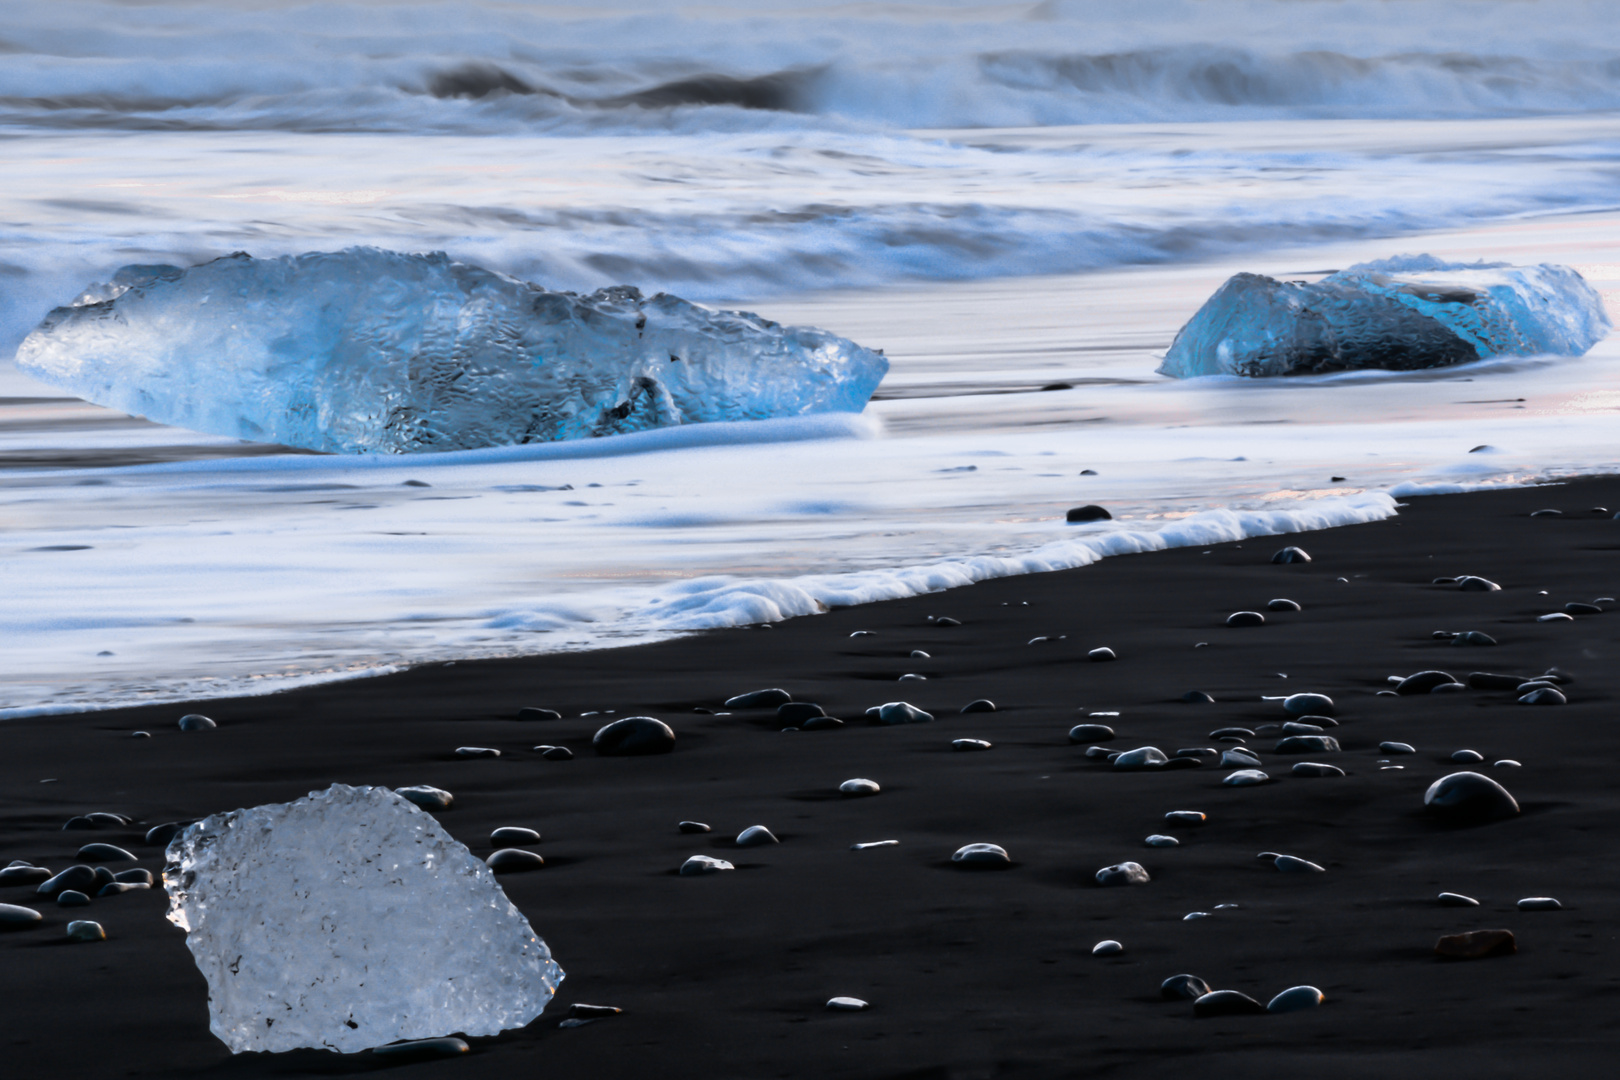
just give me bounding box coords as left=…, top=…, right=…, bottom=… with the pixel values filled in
left=1158, top=255, right=1609, bottom=378
left=17, top=248, right=888, bottom=453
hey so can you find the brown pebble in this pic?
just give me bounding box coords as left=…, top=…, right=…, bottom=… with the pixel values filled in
left=1434, top=928, right=1516, bottom=960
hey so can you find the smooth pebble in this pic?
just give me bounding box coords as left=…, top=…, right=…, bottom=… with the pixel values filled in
left=679, top=855, right=734, bottom=875
left=1091, top=940, right=1124, bottom=956
left=1095, top=861, right=1150, bottom=886
left=65, top=920, right=105, bottom=942
left=1144, top=834, right=1179, bottom=847
left=1266, top=986, right=1324, bottom=1013
left=839, top=778, right=881, bottom=797
left=1223, top=769, right=1270, bottom=786
left=951, top=843, right=1011, bottom=867
left=951, top=738, right=992, bottom=751
left=490, top=827, right=540, bottom=844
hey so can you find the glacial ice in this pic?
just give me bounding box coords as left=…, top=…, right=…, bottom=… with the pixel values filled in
left=1158, top=256, right=1610, bottom=378
left=17, top=248, right=889, bottom=454
left=162, top=783, right=562, bottom=1053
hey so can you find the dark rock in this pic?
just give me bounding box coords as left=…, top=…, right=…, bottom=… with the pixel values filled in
left=96, top=882, right=147, bottom=896
left=1182, top=691, right=1215, bottom=703
left=1396, top=670, right=1457, bottom=695
left=1379, top=741, right=1416, bottom=755
left=1220, top=747, right=1262, bottom=767
left=65, top=919, right=104, bottom=941
left=1083, top=746, right=1115, bottom=759
left=1451, top=749, right=1485, bottom=763
left=952, top=738, right=993, bottom=751
left=1438, top=892, right=1479, bottom=907
left=1424, top=771, right=1520, bottom=823
left=1226, top=611, right=1266, bottom=627
left=541, top=745, right=575, bottom=760
left=1092, top=939, right=1125, bottom=956
left=1266, top=598, right=1302, bottom=611
left=874, top=701, right=933, bottom=725
left=486, top=848, right=544, bottom=873
left=1161, top=974, right=1212, bottom=1000
left=177, top=713, right=216, bottom=731
left=1518, top=687, right=1566, bottom=705
left=569, top=1004, right=624, bottom=1019
left=1275, top=735, right=1340, bottom=753
left=1270, top=546, right=1311, bottom=564
left=373, top=1038, right=470, bottom=1061
left=678, top=821, right=711, bottom=834
left=1174, top=748, right=1218, bottom=758
left=959, top=699, right=996, bottom=714
left=144, top=822, right=189, bottom=847
left=1456, top=576, right=1501, bottom=591
left=1267, top=986, right=1325, bottom=1013
left=85, top=812, right=131, bottom=827
left=1566, top=602, right=1603, bottom=615
left=395, top=785, right=454, bottom=810
left=1530, top=509, right=1562, bottom=517
left=1066, top=505, right=1112, bottom=522
left=1194, top=990, right=1267, bottom=1017
left=1209, top=727, right=1255, bottom=739
left=75, top=843, right=135, bottom=863
left=1453, top=631, right=1498, bottom=646
left=1164, top=811, right=1207, bottom=825
left=838, top=778, right=881, bottom=797
left=1274, top=854, right=1325, bottom=873
left=1435, top=929, right=1515, bottom=959
left=1280, top=721, right=1323, bottom=734
left=1112, top=747, right=1168, bottom=770
left=1518, top=896, right=1561, bottom=910
left=1069, top=723, right=1116, bottom=743
left=454, top=746, right=500, bottom=758
left=777, top=702, right=826, bottom=724
left=679, top=855, right=734, bottom=875
left=1282, top=693, right=1334, bottom=716
left=1296, top=714, right=1338, bottom=727
left=1223, top=769, right=1270, bottom=786
left=593, top=716, right=676, bottom=756
left=931, top=617, right=962, bottom=627
left=491, top=827, right=540, bottom=844
left=723, top=688, right=792, bottom=709
left=0, top=865, right=51, bottom=886
left=36, top=865, right=97, bottom=897
left=1431, top=681, right=1468, bottom=693
left=1095, top=861, right=1150, bottom=886
left=56, top=890, right=91, bottom=907
left=1292, top=762, right=1345, bottom=777
left=517, top=707, right=562, bottom=721
left=951, top=843, right=1011, bottom=867
left=1087, top=647, right=1117, bottom=661
left=736, top=825, right=779, bottom=847
left=801, top=716, right=844, bottom=730
left=0, top=902, right=43, bottom=928
left=1468, top=672, right=1530, bottom=690
left=1162, top=756, right=1203, bottom=770
left=61, top=816, right=97, bottom=830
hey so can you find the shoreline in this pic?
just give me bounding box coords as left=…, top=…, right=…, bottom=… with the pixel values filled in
left=4, top=477, right=1620, bottom=1077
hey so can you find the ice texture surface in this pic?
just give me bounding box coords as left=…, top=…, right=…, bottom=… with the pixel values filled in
left=16, top=248, right=889, bottom=453
left=162, top=784, right=562, bottom=1053
left=1158, top=256, right=1610, bottom=378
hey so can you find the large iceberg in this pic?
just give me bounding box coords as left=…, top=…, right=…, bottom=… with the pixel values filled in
left=163, top=784, right=562, bottom=1053
left=16, top=248, right=888, bottom=453
left=1158, top=256, right=1609, bottom=378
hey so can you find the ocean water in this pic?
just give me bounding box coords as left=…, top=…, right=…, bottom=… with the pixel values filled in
left=3, top=0, right=1620, bottom=715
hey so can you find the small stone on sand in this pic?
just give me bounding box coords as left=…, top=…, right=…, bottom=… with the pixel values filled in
left=57, top=890, right=90, bottom=907
left=1223, top=769, right=1270, bottom=786
left=1165, top=811, right=1206, bottom=825
left=724, top=688, right=792, bottom=709
left=1454, top=631, right=1498, bottom=646
left=394, top=785, right=454, bottom=811
left=1066, top=505, right=1111, bottom=522
left=1088, top=647, right=1117, bottom=661
left=1274, top=855, right=1326, bottom=873
left=1113, top=747, right=1168, bottom=770
left=517, top=708, right=562, bottom=721
left=1160, top=974, right=1211, bottom=1000
left=1270, top=546, right=1311, bottom=564
left=0, top=903, right=43, bottom=928
left=1379, top=741, right=1416, bottom=755
left=951, top=843, right=1011, bottom=867
left=1267, top=598, right=1302, bottom=611
left=875, top=701, right=934, bottom=725
left=1092, top=940, right=1124, bottom=956
left=1518, top=687, right=1567, bottom=705
left=373, top=1038, right=470, bottom=1060
left=1438, top=892, right=1479, bottom=906
left=490, top=827, right=540, bottom=844
left=736, top=825, right=779, bottom=847
left=1292, top=762, right=1345, bottom=777
left=678, top=821, right=711, bottom=834
left=1282, top=693, right=1335, bottom=715
left=1194, top=990, right=1266, bottom=1017
left=65, top=920, right=105, bottom=942
left=850, top=841, right=899, bottom=851
left=1095, top=861, right=1150, bottom=886
left=839, top=778, right=881, bottom=797
left=1451, top=749, right=1485, bottom=763
left=1183, top=691, right=1216, bottom=703
left=177, top=714, right=216, bottom=731
left=679, top=855, right=734, bottom=875
left=1069, top=723, right=1116, bottom=742
left=826, top=997, right=869, bottom=1010
left=1396, top=670, right=1457, bottom=695
left=1226, top=611, right=1265, bottom=627
left=1517, top=897, right=1562, bottom=910
left=1144, top=835, right=1179, bottom=847
left=1435, top=929, right=1515, bottom=959
left=75, top=843, right=135, bottom=862
left=485, top=848, right=544, bottom=873
left=454, top=746, right=500, bottom=758
left=1424, top=771, right=1519, bottom=823
left=1456, top=576, right=1501, bottom=591
left=1275, top=735, right=1340, bottom=753
left=952, top=738, right=993, bottom=751
left=593, top=716, right=676, bottom=756
left=1267, top=986, right=1324, bottom=1013
left=959, top=699, right=996, bottom=713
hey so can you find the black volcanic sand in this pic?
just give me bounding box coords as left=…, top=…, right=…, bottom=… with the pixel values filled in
left=4, top=478, right=1620, bottom=1080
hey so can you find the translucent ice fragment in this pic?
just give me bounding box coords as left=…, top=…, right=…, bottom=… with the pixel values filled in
left=18, top=248, right=889, bottom=453
left=163, top=783, right=562, bottom=1053
left=1159, top=255, right=1609, bottom=378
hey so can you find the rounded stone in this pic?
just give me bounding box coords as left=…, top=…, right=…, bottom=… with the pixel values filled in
left=394, top=785, right=454, bottom=811
left=875, top=701, right=934, bottom=725
left=593, top=716, right=676, bottom=756
left=454, top=746, right=500, bottom=758
left=1396, top=670, right=1457, bottom=695
left=1274, top=855, right=1326, bottom=873
left=517, top=707, right=562, bottom=721
left=144, top=821, right=189, bottom=847
left=677, top=821, right=711, bottom=834
left=0, top=865, right=50, bottom=886
left=1282, top=693, right=1335, bottom=716
left=1088, top=647, right=1118, bottom=662
left=97, top=881, right=146, bottom=896
left=1112, top=746, right=1168, bottom=770
left=951, top=843, right=1011, bottom=867
left=959, top=699, right=996, bottom=714
left=1292, top=762, right=1345, bottom=777
left=1270, top=546, right=1311, bottom=564
left=1220, top=748, right=1262, bottom=768
left=1095, top=861, right=1150, bottom=886
left=1165, top=811, right=1207, bottom=825
left=1495, top=759, right=1522, bottom=768
left=1537, top=613, right=1573, bottom=622
left=1566, top=601, right=1603, bottom=615
left=1209, top=726, right=1255, bottom=739
left=1517, top=896, right=1562, bottom=910
left=1519, top=687, right=1567, bottom=705
left=1379, top=741, right=1416, bottom=755
left=1451, top=749, right=1485, bottom=763
left=735, top=825, right=779, bottom=847
left=1267, top=986, right=1324, bottom=1013
left=1084, top=746, right=1114, bottom=759
left=1266, top=598, right=1302, bottom=611
left=1092, top=940, right=1124, bottom=956
left=177, top=713, right=216, bottom=731
left=36, top=865, right=97, bottom=896
left=1280, top=721, right=1324, bottom=734
left=1424, top=771, right=1520, bottom=824
left=1182, top=690, right=1216, bottom=703
left=839, top=778, right=881, bottom=797
left=679, top=855, right=735, bottom=875
left=0, top=902, right=44, bottom=928
left=1435, top=928, right=1516, bottom=959
left=56, top=890, right=91, bottom=907
left=952, top=738, right=993, bottom=751
left=1066, top=504, right=1112, bottom=522
left=898, top=673, right=926, bottom=682
left=1431, top=681, right=1467, bottom=693
left=777, top=702, right=826, bottom=724
left=541, top=745, right=574, bottom=760
left=1456, top=576, right=1501, bottom=591
left=1223, top=769, right=1270, bottom=786
left=1226, top=611, right=1266, bottom=627
left=1160, top=974, right=1211, bottom=1000
left=1275, top=735, right=1340, bottom=753
left=826, top=996, right=870, bottom=1010
left=373, top=1038, right=470, bottom=1060
left=485, top=848, right=544, bottom=873
left=724, top=688, right=792, bottom=709
left=1144, top=834, right=1179, bottom=847
left=490, top=827, right=540, bottom=845
left=65, top=920, right=105, bottom=942
left=910, top=650, right=931, bottom=659
left=1069, top=723, right=1116, bottom=743
left=1194, top=990, right=1267, bottom=1017
left=1454, top=631, right=1498, bottom=646
left=1438, top=892, right=1479, bottom=906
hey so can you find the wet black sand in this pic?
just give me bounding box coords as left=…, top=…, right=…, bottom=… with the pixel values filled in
left=4, top=477, right=1620, bottom=1079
